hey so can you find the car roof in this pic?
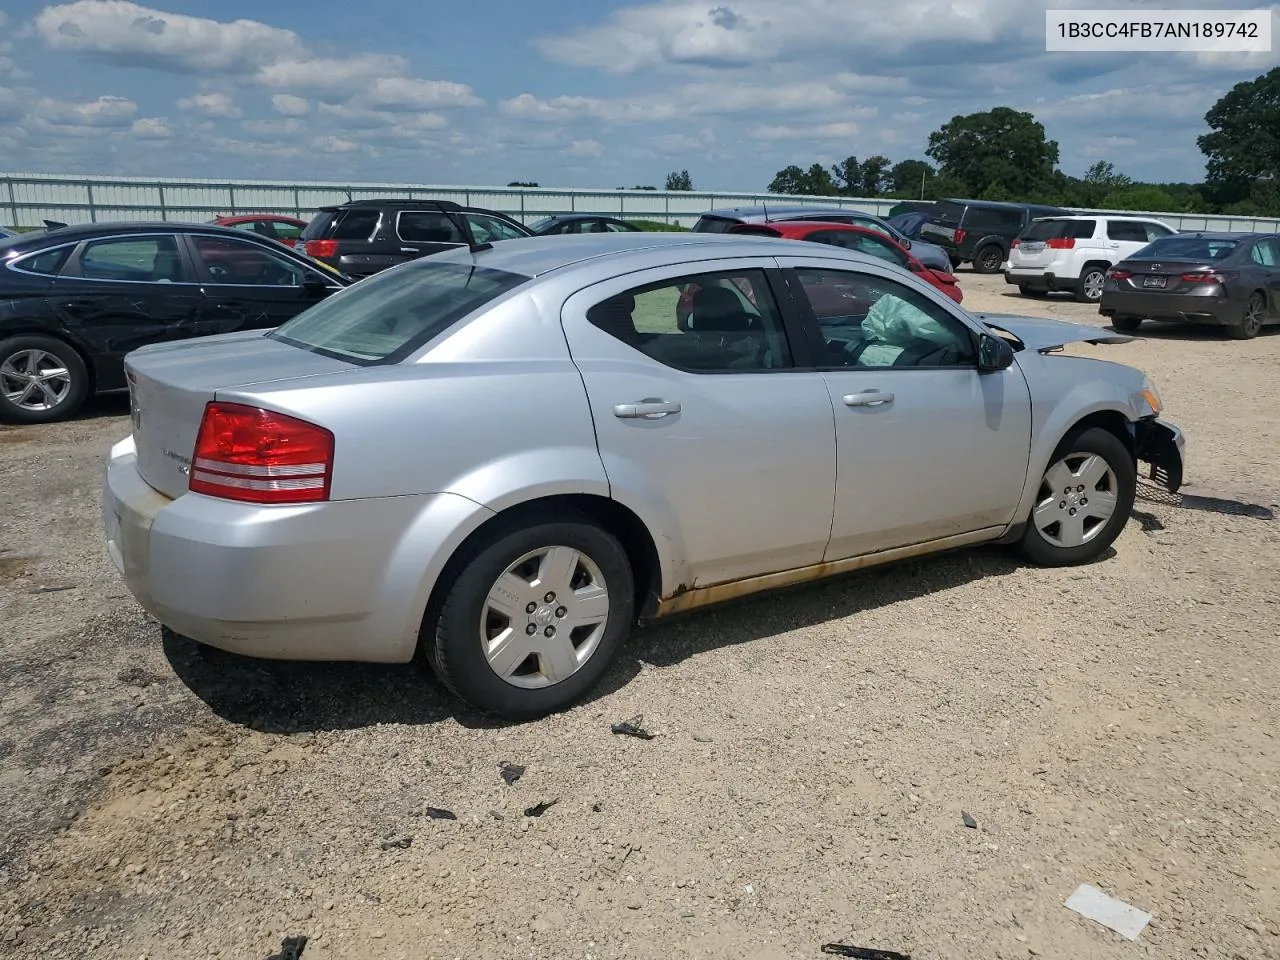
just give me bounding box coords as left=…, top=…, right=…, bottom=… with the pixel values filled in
left=700, top=204, right=877, bottom=221
left=0, top=220, right=312, bottom=251
left=1033, top=213, right=1168, bottom=222
left=741, top=219, right=891, bottom=236
left=941, top=199, right=1063, bottom=211
left=425, top=230, right=885, bottom=279
left=540, top=214, right=627, bottom=222
left=1154, top=230, right=1252, bottom=240
left=217, top=213, right=307, bottom=222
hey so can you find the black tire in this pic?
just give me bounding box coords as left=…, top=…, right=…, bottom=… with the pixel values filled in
left=1075, top=265, right=1108, bottom=303
left=425, top=512, right=635, bottom=720
left=1110, top=314, right=1143, bottom=333
left=1017, top=285, right=1048, bottom=298
left=972, top=245, right=1005, bottom=274
left=1227, top=292, right=1266, bottom=340
left=1017, top=427, right=1136, bottom=567
left=0, top=334, right=90, bottom=424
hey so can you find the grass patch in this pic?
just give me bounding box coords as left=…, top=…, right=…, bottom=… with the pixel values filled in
left=629, top=219, right=689, bottom=232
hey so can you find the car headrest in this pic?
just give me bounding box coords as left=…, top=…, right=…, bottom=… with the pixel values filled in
left=689, top=285, right=751, bottom=333
left=588, top=293, right=638, bottom=342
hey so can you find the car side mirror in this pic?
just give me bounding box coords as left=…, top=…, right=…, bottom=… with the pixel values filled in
left=902, top=238, right=913, bottom=249
left=977, top=332, right=1015, bottom=372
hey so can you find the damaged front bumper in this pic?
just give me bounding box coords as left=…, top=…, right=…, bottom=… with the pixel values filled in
left=1134, top=417, right=1185, bottom=493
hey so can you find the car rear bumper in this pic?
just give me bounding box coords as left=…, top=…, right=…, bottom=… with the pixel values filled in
left=1135, top=418, right=1185, bottom=493
left=102, top=435, right=492, bottom=663
left=1005, top=268, right=1079, bottom=292
left=1098, top=290, right=1234, bottom=325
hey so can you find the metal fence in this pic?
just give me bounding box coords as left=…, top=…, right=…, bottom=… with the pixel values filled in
left=4, top=171, right=1280, bottom=235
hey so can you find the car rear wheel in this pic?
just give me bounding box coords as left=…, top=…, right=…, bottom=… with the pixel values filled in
left=973, top=245, right=1004, bottom=274
left=426, top=513, right=635, bottom=720
left=1227, top=292, right=1266, bottom=340
left=1076, top=266, right=1107, bottom=303
left=1017, top=427, right=1136, bottom=567
left=1110, top=315, right=1142, bottom=332
left=0, top=335, right=90, bottom=424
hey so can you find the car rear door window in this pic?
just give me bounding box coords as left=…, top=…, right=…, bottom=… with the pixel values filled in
left=11, top=246, right=72, bottom=276
left=1143, top=223, right=1174, bottom=241
left=1106, top=221, right=1149, bottom=242
left=397, top=211, right=465, bottom=244
left=1250, top=239, right=1278, bottom=267
left=330, top=210, right=381, bottom=241
left=794, top=267, right=975, bottom=369
left=79, top=236, right=185, bottom=283
left=191, top=235, right=309, bottom=285
left=587, top=269, right=793, bottom=372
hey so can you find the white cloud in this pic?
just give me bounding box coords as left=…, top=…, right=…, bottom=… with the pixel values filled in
left=0, top=85, right=20, bottom=122
left=176, top=91, right=241, bottom=118
left=271, top=93, right=309, bottom=116
left=242, top=117, right=305, bottom=136
left=566, top=138, right=604, bottom=158
left=35, top=94, right=138, bottom=127
left=499, top=93, right=677, bottom=123
left=35, top=1, right=482, bottom=108
left=131, top=116, right=171, bottom=138
left=752, top=121, right=863, bottom=141
left=536, top=0, right=1042, bottom=73
left=314, top=136, right=359, bottom=154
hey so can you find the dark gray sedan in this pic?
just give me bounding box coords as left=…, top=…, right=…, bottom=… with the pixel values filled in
left=1099, top=232, right=1280, bottom=340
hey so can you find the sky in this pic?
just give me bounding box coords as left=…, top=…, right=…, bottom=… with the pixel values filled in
left=0, top=0, right=1277, bottom=191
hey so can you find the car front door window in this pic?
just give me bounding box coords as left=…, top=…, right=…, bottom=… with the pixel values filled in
left=467, top=215, right=527, bottom=243
left=191, top=236, right=308, bottom=285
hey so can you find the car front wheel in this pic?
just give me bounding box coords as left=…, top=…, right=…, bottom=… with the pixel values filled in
left=426, top=513, right=635, bottom=720
left=0, top=335, right=90, bottom=424
left=1017, top=427, right=1136, bottom=567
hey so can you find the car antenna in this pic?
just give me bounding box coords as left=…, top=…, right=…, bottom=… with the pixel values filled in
left=423, top=199, right=493, bottom=254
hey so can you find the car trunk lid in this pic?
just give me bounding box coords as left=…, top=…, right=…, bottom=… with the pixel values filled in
left=125, top=331, right=355, bottom=499
left=1119, top=258, right=1224, bottom=293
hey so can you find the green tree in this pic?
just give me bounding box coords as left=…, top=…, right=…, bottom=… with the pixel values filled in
left=888, top=159, right=935, bottom=196
left=1199, top=67, right=1280, bottom=207
left=857, top=155, right=891, bottom=196
left=926, top=107, right=1059, bottom=196
left=768, top=163, right=839, bottom=196
left=665, top=169, right=694, bottom=191
left=1079, top=161, right=1131, bottom=206
left=829, top=156, right=864, bottom=195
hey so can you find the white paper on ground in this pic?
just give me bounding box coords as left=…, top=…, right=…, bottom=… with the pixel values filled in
left=1064, top=883, right=1152, bottom=941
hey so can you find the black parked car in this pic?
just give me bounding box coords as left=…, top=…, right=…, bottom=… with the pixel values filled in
left=529, top=214, right=642, bottom=235
left=919, top=199, right=1067, bottom=273
left=300, top=199, right=534, bottom=279
left=1098, top=231, right=1280, bottom=340
left=0, top=222, right=350, bottom=424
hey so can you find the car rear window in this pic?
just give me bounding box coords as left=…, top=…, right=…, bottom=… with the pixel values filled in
left=692, top=216, right=739, bottom=234
left=964, top=207, right=1023, bottom=233
left=1132, top=236, right=1241, bottom=260
left=329, top=210, right=381, bottom=241
left=300, top=212, right=336, bottom=241
left=927, top=201, right=966, bottom=225
left=1022, top=219, right=1096, bottom=241
left=269, top=261, right=527, bottom=365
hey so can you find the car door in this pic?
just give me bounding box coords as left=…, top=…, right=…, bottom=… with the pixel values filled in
left=1248, top=237, right=1280, bottom=315
left=559, top=261, right=837, bottom=588
left=185, top=233, right=341, bottom=333
left=778, top=256, right=1033, bottom=560
left=49, top=233, right=205, bottom=390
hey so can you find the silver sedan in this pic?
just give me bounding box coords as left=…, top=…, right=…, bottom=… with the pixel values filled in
left=102, top=233, right=1185, bottom=719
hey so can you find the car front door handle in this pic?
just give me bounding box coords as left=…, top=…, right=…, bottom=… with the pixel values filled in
left=843, top=390, right=894, bottom=407
left=613, top=399, right=681, bottom=419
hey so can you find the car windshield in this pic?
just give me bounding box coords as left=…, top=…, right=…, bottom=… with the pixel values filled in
left=1022, top=219, right=1095, bottom=240
left=1132, top=236, right=1241, bottom=260
left=269, top=261, right=527, bottom=364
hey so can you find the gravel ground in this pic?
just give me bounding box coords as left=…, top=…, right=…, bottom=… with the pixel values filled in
left=2, top=273, right=1278, bottom=960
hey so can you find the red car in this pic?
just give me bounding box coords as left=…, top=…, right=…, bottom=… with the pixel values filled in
left=212, top=214, right=309, bottom=249
left=727, top=220, right=964, bottom=304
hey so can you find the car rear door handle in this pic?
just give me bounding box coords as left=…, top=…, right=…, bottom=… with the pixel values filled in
left=843, top=390, right=894, bottom=407
left=613, top=399, right=681, bottom=419
left=400, top=247, right=418, bottom=253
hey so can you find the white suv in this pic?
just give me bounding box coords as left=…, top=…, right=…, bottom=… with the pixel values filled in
left=1004, top=215, right=1176, bottom=302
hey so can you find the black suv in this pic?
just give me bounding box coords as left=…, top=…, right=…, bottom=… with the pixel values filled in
left=919, top=199, right=1067, bottom=274
left=300, top=199, right=534, bottom=278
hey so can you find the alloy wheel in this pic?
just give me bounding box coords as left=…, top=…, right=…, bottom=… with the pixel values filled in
left=1082, top=269, right=1105, bottom=301
left=480, top=545, right=610, bottom=689
left=0, top=349, right=72, bottom=412
left=1243, top=296, right=1264, bottom=338
left=1032, top=453, right=1119, bottom=548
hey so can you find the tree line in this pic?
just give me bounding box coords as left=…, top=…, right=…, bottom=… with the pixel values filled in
left=765, top=66, right=1280, bottom=216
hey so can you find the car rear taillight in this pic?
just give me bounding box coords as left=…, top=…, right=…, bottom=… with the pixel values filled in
left=305, top=239, right=338, bottom=259
left=1046, top=237, right=1075, bottom=249
left=1107, top=268, right=1132, bottom=280
left=1010, top=238, right=1020, bottom=248
left=189, top=402, right=334, bottom=505
left=1181, top=271, right=1227, bottom=284
left=953, top=229, right=967, bottom=245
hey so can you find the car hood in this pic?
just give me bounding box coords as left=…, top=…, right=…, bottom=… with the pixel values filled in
left=972, top=313, right=1134, bottom=353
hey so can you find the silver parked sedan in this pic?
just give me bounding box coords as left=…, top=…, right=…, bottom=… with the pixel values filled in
left=103, top=233, right=1185, bottom=719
